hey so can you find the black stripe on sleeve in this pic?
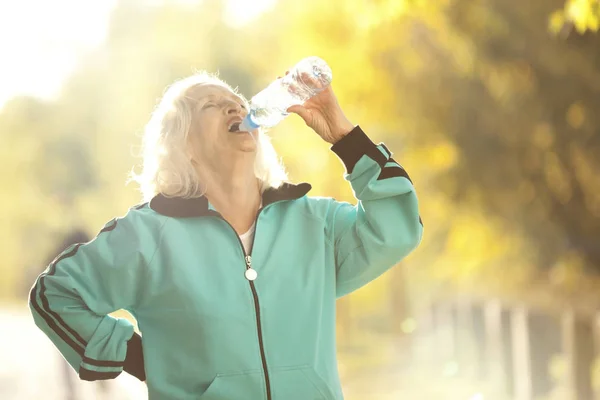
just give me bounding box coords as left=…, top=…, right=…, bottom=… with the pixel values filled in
left=82, top=356, right=124, bottom=368
left=29, top=282, right=86, bottom=355
left=39, top=245, right=89, bottom=347
left=79, top=367, right=122, bottom=381
left=134, top=202, right=148, bottom=210
left=377, top=158, right=414, bottom=184
left=99, top=219, right=117, bottom=234
left=31, top=238, right=126, bottom=368
left=379, top=143, right=392, bottom=159
left=377, top=166, right=413, bottom=183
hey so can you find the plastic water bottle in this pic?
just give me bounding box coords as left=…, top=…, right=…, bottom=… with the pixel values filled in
left=239, top=56, right=333, bottom=131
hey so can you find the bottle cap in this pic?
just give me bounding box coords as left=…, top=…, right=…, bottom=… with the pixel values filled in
left=240, top=114, right=260, bottom=131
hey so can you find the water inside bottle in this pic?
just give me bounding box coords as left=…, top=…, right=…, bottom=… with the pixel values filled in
left=241, top=56, right=333, bottom=130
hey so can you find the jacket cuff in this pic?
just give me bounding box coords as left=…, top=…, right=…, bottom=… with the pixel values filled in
left=123, top=332, right=146, bottom=381
left=331, top=126, right=386, bottom=174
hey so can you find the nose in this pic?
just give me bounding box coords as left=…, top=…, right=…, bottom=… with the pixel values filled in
left=225, top=100, right=242, bottom=115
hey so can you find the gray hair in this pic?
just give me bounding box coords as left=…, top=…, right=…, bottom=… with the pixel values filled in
left=130, top=72, right=287, bottom=202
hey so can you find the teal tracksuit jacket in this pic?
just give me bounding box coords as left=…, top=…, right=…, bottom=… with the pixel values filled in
left=29, top=126, right=423, bottom=399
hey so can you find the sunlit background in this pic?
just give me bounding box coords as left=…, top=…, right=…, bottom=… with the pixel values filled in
left=1, top=0, right=599, bottom=399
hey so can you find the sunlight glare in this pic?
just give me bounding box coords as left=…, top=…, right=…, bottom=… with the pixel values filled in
left=0, top=0, right=276, bottom=110
left=224, top=0, right=277, bottom=26
left=0, top=0, right=117, bottom=109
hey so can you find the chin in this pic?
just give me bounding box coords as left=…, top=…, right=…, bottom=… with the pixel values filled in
left=237, top=139, right=257, bottom=151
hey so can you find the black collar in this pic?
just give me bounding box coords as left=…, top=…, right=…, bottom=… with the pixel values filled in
left=149, top=182, right=312, bottom=218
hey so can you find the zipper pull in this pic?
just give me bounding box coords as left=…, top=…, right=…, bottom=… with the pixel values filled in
left=244, top=255, right=258, bottom=281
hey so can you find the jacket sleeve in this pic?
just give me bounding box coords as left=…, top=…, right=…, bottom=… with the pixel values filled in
left=326, top=126, right=423, bottom=298
left=28, top=214, right=147, bottom=381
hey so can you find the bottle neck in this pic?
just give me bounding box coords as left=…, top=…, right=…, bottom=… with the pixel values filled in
left=241, top=113, right=260, bottom=131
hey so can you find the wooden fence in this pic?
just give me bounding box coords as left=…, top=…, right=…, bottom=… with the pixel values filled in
left=416, top=297, right=599, bottom=400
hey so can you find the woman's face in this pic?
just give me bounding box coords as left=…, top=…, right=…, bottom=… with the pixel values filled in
left=186, top=84, right=257, bottom=168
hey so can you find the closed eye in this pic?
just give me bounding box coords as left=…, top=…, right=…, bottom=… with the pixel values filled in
left=202, top=102, right=216, bottom=109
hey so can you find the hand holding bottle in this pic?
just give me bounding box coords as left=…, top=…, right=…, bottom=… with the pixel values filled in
left=239, top=57, right=353, bottom=142
left=286, top=79, right=354, bottom=145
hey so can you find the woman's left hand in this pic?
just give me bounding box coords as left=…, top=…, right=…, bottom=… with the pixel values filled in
left=286, top=75, right=355, bottom=144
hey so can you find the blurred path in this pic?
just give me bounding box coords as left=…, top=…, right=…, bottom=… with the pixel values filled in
left=0, top=305, right=147, bottom=400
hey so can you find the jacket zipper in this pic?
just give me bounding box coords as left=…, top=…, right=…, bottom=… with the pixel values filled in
left=214, top=209, right=272, bottom=400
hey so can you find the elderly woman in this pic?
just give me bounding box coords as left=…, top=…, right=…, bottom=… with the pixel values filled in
left=29, top=70, right=423, bottom=399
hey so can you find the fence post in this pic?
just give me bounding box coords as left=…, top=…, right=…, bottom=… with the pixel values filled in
left=416, top=301, right=438, bottom=366
left=454, top=297, right=474, bottom=376
left=472, top=303, right=487, bottom=381
left=512, top=306, right=533, bottom=400
left=389, top=264, right=412, bottom=361
left=455, top=297, right=486, bottom=379
left=595, top=314, right=600, bottom=400
left=484, top=300, right=514, bottom=396
left=562, top=310, right=594, bottom=400
left=434, top=300, right=457, bottom=368
left=512, top=307, right=562, bottom=400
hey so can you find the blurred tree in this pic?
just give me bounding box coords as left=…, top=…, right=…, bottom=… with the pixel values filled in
left=0, top=96, right=62, bottom=298
left=2, top=0, right=599, bottom=308
left=552, top=0, right=600, bottom=34
left=260, top=0, right=600, bottom=299
left=34, top=136, right=97, bottom=201
left=433, top=0, right=600, bottom=275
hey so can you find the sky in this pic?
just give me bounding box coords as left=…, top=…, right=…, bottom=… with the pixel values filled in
left=0, top=0, right=275, bottom=109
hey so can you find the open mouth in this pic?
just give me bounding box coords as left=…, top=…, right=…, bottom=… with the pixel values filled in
left=228, top=122, right=241, bottom=132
